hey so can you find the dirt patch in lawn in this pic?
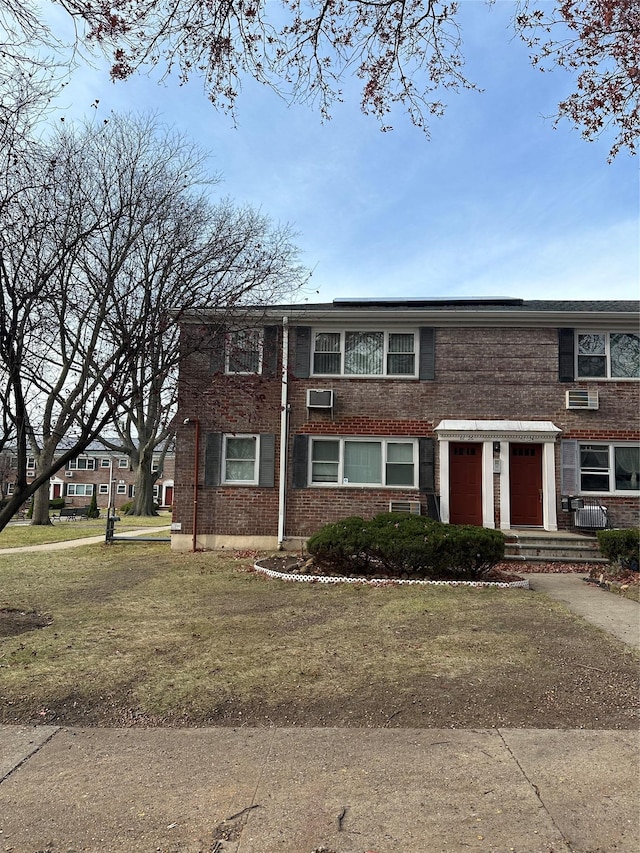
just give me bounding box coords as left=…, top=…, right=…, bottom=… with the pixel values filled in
left=0, top=608, right=52, bottom=637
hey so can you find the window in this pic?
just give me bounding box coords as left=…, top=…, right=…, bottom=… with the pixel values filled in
left=223, top=435, right=259, bottom=484
left=116, top=484, right=127, bottom=495
left=312, top=330, right=416, bottom=377
left=226, top=328, right=263, bottom=374
left=310, top=438, right=417, bottom=487
left=577, top=332, right=639, bottom=379
left=68, top=457, right=95, bottom=470
left=66, top=483, right=94, bottom=496
left=98, top=484, right=109, bottom=494
left=26, top=457, right=35, bottom=470
left=118, top=458, right=128, bottom=468
left=100, top=458, right=111, bottom=468
left=6, top=483, right=14, bottom=494
left=580, top=444, right=640, bottom=493
left=153, top=485, right=160, bottom=498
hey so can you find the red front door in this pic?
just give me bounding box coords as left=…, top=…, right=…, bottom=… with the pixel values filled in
left=52, top=483, right=61, bottom=499
left=164, top=486, right=173, bottom=507
left=510, top=444, right=543, bottom=526
left=449, top=443, right=483, bottom=526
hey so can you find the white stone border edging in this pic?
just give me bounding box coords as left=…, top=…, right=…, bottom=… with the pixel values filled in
left=253, top=561, right=530, bottom=589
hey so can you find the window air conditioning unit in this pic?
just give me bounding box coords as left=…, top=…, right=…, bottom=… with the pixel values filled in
left=574, top=505, right=608, bottom=529
left=566, top=389, right=599, bottom=410
left=26, top=470, right=34, bottom=477
left=64, top=470, right=73, bottom=477
left=389, top=500, right=421, bottom=515
left=306, top=388, right=334, bottom=409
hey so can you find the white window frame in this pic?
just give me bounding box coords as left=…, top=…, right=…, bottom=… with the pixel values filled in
left=311, top=329, right=418, bottom=378
left=98, top=484, right=109, bottom=495
left=68, top=457, right=96, bottom=471
left=309, top=437, right=418, bottom=488
left=116, top=484, right=127, bottom=495
left=576, top=331, right=640, bottom=380
left=118, top=458, right=128, bottom=468
left=26, top=457, right=35, bottom=470
left=225, top=328, right=264, bottom=375
left=100, top=458, right=111, bottom=468
left=579, top=442, right=640, bottom=494
left=66, top=483, right=94, bottom=497
left=222, top=434, right=260, bottom=485
left=7, top=483, right=14, bottom=494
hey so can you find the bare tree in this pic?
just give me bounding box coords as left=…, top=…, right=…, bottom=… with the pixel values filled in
left=102, top=194, right=306, bottom=516
left=0, top=112, right=306, bottom=528
left=1, top=2, right=636, bottom=158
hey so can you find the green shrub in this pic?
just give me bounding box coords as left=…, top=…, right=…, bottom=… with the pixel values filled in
left=306, top=513, right=506, bottom=580
left=49, top=497, right=65, bottom=510
left=87, top=492, right=100, bottom=519
left=597, top=528, right=640, bottom=571
left=119, top=501, right=133, bottom=515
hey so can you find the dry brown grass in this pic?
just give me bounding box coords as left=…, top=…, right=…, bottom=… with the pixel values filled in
left=0, top=544, right=637, bottom=729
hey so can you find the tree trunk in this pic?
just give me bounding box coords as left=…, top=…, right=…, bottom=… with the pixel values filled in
left=31, top=444, right=57, bottom=525
left=129, top=452, right=158, bottom=516
left=31, top=480, right=52, bottom=525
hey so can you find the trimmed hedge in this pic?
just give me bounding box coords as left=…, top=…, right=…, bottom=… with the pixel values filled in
left=49, top=498, right=65, bottom=510
left=597, top=528, right=640, bottom=571
left=306, top=513, right=506, bottom=580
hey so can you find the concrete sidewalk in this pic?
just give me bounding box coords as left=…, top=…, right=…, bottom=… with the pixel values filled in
left=0, top=527, right=171, bottom=554
left=1, top=725, right=638, bottom=853
left=527, top=572, right=640, bottom=649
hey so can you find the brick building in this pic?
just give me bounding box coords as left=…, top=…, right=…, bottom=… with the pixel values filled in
left=6, top=445, right=175, bottom=511
left=172, top=298, right=639, bottom=551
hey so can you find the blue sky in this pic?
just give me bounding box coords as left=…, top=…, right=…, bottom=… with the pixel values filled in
left=47, top=1, right=638, bottom=303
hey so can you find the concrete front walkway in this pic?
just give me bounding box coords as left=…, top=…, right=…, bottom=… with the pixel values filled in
left=1, top=725, right=638, bottom=853
left=528, top=572, right=640, bottom=649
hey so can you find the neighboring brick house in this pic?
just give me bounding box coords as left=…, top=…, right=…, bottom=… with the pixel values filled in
left=6, top=446, right=175, bottom=510
left=172, top=298, right=639, bottom=551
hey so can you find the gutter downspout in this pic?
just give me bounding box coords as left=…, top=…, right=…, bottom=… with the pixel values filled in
left=183, top=417, right=200, bottom=552
left=277, top=316, right=290, bottom=549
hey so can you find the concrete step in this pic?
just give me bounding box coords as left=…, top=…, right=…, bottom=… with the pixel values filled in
left=504, top=534, right=607, bottom=564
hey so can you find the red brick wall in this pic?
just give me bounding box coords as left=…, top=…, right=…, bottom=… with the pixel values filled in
left=174, top=324, right=640, bottom=538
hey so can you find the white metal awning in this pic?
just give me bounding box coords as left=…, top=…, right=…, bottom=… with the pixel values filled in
left=434, top=420, right=562, bottom=442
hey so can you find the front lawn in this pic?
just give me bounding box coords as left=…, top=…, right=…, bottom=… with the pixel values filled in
left=0, top=545, right=637, bottom=729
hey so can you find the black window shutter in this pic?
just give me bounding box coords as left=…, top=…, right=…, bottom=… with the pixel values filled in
left=558, top=328, right=575, bottom=382
left=419, top=328, right=435, bottom=380
left=262, top=326, right=279, bottom=377
left=258, top=434, right=276, bottom=487
left=209, top=326, right=226, bottom=374
left=204, top=433, right=222, bottom=487
left=292, top=434, right=309, bottom=488
left=293, top=327, right=311, bottom=378
left=418, top=437, right=435, bottom=492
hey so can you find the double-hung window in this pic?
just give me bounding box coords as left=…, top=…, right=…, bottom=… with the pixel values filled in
left=226, top=328, right=263, bottom=374
left=310, top=438, right=417, bottom=487
left=312, top=331, right=416, bottom=377
left=577, top=332, right=639, bottom=379
left=223, top=435, right=259, bottom=484
left=580, top=444, right=640, bottom=493
left=66, top=483, right=94, bottom=497
left=68, top=457, right=95, bottom=471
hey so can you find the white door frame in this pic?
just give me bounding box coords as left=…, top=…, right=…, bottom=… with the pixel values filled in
left=434, top=420, right=561, bottom=531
